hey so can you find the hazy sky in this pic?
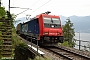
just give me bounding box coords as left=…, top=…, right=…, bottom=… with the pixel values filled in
left=1, top=0, right=90, bottom=18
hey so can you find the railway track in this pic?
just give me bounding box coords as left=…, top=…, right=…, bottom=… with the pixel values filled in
left=43, top=45, right=90, bottom=60
left=18, top=35, right=90, bottom=60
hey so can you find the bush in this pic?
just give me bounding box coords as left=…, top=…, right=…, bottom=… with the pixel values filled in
left=61, top=41, right=75, bottom=47
left=14, top=43, right=28, bottom=60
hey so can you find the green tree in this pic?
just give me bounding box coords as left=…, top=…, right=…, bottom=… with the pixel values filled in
left=0, top=7, right=6, bottom=18
left=63, top=17, right=75, bottom=47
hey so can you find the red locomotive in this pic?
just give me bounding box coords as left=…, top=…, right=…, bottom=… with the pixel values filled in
left=16, top=11, right=63, bottom=44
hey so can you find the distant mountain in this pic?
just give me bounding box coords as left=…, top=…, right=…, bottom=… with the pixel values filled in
left=60, top=15, right=90, bottom=33
left=14, top=15, right=90, bottom=33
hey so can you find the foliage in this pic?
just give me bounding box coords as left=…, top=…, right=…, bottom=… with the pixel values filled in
left=0, top=7, right=6, bottom=18
left=14, top=43, right=28, bottom=60
left=0, top=39, right=3, bottom=45
left=12, top=26, right=30, bottom=60
left=0, top=22, right=2, bottom=26
left=11, top=27, right=23, bottom=59
left=6, top=11, right=12, bottom=19
left=0, top=31, right=3, bottom=46
left=12, top=28, right=23, bottom=47
left=61, top=41, right=69, bottom=46
left=0, top=6, right=16, bottom=20
left=0, top=28, right=3, bottom=60
left=61, top=41, right=75, bottom=47
left=0, top=31, right=2, bottom=36
left=62, top=17, right=75, bottom=47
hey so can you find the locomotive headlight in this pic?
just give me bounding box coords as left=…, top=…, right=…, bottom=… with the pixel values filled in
left=57, top=33, right=60, bottom=35
left=57, top=33, right=61, bottom=35
left=51, top=25, right=54, bottom=28
left=44, top=32, right=48, bottom=35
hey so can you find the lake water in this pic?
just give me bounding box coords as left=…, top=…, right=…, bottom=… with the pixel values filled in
left=74, top=33, right=90, bottom=51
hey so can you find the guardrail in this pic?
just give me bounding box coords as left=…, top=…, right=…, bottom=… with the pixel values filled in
left=73, top=39, right=90, bottom=51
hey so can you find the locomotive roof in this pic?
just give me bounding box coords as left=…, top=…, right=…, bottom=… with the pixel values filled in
left=36, top=13, right=60, bottom=18
left=21, top=13, right=60, bottom=24
left=22, top=17, right=38, bottom=24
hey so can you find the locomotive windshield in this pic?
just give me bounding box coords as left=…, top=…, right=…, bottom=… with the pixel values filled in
left=43, top=17, right=60, bottom=24
left=52, top=18, right=60, bottom=24
left=43, top=17, right=61, bottom=28
left=43, top=17, right=51, bottom=24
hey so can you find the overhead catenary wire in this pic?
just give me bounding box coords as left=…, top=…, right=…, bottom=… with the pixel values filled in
left=16, top=8, right=31, bottom=16
left=10, top=7, right=31, bottom=9
left=15, top=0, right=40, bottom=16
left=25, top=0, right=40, bottom=20
left=30, top=0, right=51, bottom=14
left=15, top=0, right=51, bottom=17
left=25, top=0, right=51, bottom=20
left=30, top=0, right=40, bottom=8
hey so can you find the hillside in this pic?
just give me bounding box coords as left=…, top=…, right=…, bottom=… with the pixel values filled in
left=15, top=15, right=90, bottom=33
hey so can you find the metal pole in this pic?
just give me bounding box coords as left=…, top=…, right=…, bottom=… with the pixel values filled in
left=79, top=32, right=81, bottom=50
left=31, top=37, right=32, bottom=48
left=0, top=0, right=1, bottom=7
left=37, top=39, right=38, bottom=54
left=9, top=0, right=10, bottom=12
left=79, top=32, right=80, bottom=41
left=79, top=40, right=81, bottom=50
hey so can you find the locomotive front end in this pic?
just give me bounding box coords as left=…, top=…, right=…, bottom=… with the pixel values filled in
left=40, top=14, right=64, bottom=43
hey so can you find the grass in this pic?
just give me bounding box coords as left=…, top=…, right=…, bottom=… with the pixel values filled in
left=12, top=27, right=23, bottom=47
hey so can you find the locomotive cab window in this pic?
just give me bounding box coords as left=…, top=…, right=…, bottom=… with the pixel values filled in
left=43, top=17, right=51, bottom=24
left=52, top=18, right=60, bottom=24
left=43, top=17, right=61, bottom=28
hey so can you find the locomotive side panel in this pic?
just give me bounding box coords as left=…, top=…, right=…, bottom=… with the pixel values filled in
left=21, top=19, right=40, bottom=39
left=28, top=19, right=39, bottom=35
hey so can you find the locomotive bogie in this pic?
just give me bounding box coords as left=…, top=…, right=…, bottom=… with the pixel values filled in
left=40, top=36, right=63, bottom=43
